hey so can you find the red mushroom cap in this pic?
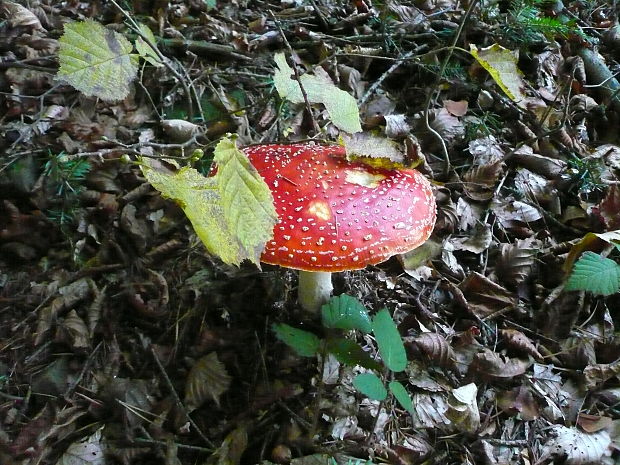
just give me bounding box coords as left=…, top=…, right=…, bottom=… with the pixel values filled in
left=244, top=143, right=436, bottom=272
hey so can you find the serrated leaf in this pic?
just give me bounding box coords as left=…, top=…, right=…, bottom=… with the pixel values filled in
left=213, top=137, right=278, bottom=266
left=56, top=428, right=105, bottom=465
left=135, top=23, right=163, bottom=67
left=353, top=373, right=387, bottom=401
left=321, top=294, right=371, bottom=333
left=470, top=44, right=526, bottom=107
left=566, top=252, right=620, bottom=295
left=372, top=309, right=407, bottom=372
left=389, top=380, right=414, bottom=415
left=185, top=352, right=232, bottom=411
left=272, top=323, right=321, bottom=357
left=326, top=337, right=381, bottom=370
left=140, top=158, right=244, bottom=265
left=56, top=20, right=138, bottom=101
left=273, top=53, right=362, bottom=133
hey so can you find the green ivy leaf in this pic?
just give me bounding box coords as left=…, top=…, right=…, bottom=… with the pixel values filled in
left=372, top=309, right=407, bottom=372
left=565, top=251, right=620, bottom=295
left=321, top=294, right=371, bottom=333
left=272, top=323, right=321, bottom=357
left=389, top=381, right=414, bottom=415
left=213, top=137, right=278, bottom=266
left=135, top=23, right=163, bottom=67
left=273, top=53, right=362, bottom=133
left=353, top=373, right=387, bottom=401
left=326, top=337, right=381, bottom=370
left=56, top=20, right=138, bottom=101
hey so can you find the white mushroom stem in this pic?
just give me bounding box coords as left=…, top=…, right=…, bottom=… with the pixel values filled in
left=298, top=271, right=333, bottom=313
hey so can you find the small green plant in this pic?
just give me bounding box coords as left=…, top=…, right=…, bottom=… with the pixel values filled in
left=566, top=249, right=620, bottom=296
left=42, top=152, right=91, bottom=225
left=464, top=110, right=502, bottom=139
left=502, top=0, right=578, bottom=45
left=566, top=155, right=606, bottom=196
left=273, top=294, right=414, bottom=414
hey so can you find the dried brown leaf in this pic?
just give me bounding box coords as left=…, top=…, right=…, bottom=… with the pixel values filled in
left=444, top=100, right=468, bottom=117
left=206, top=423, right=248, bottom=465
left=2, top=1, right=44, bottom=29
left=497, top=385, right=540, bottom=420
left=495, top=241, right=537, bottom=288
left=583, top=359, right=620, bottom=390
left=430, top=108, right=464, bottom=146
left=451, top=224, right=493, bottom=254
left=577, top=414, right=613, bottom=433
left=499, top=329, right=542, bottom=360
left=598, top=185, right=620, bottom=230
left=57, top=310, right=90, bottom=350
left=409, top=333, right=456, bottom=369
left=463, top=161, right=504, bottom=201
left=469, top=348, right=531, bottom=380
left=541, top=426, right=611, bottom=464
left=185, top=352, right=232, bottom=411
left=459, top=272, right=517, bottom=319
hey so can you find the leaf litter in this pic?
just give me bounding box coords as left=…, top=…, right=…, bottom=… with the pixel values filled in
left=2, top=0, right=620, bottom=464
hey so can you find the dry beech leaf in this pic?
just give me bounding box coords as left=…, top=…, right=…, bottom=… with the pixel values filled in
left=430, top=108, right=464, bottom=145
left=408, top=333, right=456, bottom=369
left=58, top=310, right=90, bottom=350
left=455, top=197, right=484, bottom=231
left=577, top=414, right=613, bottom=433
left=496, top=241, right=537, bottom=288
left=598, top=185, right=620, bottom=230
left=463, top=161, right=504, bottom=201
left=384, top=114, right=411, bottom=138
left=560, top=335, right=596, bottom=369
left=491, top=196, right=542, bottom=227
left=541, top=425, right=611, bottom=464
left=185, top=352, right=232, bottom=411
left=2, top=1, right=44, bottom=29
left=469, top=348, right=532, bottom=380
left=497, top=385, right=540, bottom=420
left=583, top=359, right=620, bottom=390
left=459, top=272, right=517, bottom=319
left=451, top=223, right=493, bottom=254
left=410, top=392, right=450, bottom=429
left=499, top=329, right=542, bottom=361
left=511, top=148, right=566, bottom=178
left=468, top=136, right=504, bottom=165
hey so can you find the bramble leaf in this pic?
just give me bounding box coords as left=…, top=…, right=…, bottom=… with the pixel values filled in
left=372, top=309, right=407, bottom=372
left=353, top=373, right=387, bottom=401
left=566, top=252, right=620, bottom=295
left=56, top=20, right=138, bottom=101
left=321, top=294, right=371, bottom=333
left=272, top=323, right=321, bottom=357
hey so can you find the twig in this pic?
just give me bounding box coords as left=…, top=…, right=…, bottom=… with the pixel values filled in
left=109, top=0, right=196, bottom=120
left=132, top=438, right=212, bottom=453
left=360, top=50, right=414, bottom=106
left=423, top=0, right=481, bottom=178
left=269, top=10, right=321, bottom=136
left=64, top=341, right=103, bottom=398
left=149, top=346, right=215, bottom=448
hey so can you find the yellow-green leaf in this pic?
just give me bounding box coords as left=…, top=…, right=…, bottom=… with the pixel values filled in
left=56, top=20, right=139, bottom=101
left=273, top=53, right=362, bottom=133
left=213, top=137, right=278, bottom=265
left=470, top=44, right=527, bottom=107
left=135, top=23, right=163, bottom=67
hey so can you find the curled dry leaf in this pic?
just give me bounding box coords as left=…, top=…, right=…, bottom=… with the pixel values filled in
left=598, top=184, right=620, bottom=230
left=577, top=413, right=613, bottom=433
left=185, top=352, right=232, bottom=411
left=57, top=310, right=90, bottom=350
left=408, top=332, right=456, bottom=369
left=495, top=241, right=537, bottom=288
left=583, top=359, right=620, bottom=391
left=450, top=223, right=493, bottom=254
left=467, top=136, right=504, bottom=165
left=429, top=108, right=464, bottom=146
left=445, top=383, right=480, bottom=433
left=469, top=348, right=532, bottom=381
left=410, top=392, right=450, bottom=429
left=444, top=100, right=468, bottom=117
left=2, top=1, right=44, bottom=29
left=511, top=146, right=567, bottom=178
left=499, top=329, right=542, bottom=361
left=463, top=161, right=504, bottom=201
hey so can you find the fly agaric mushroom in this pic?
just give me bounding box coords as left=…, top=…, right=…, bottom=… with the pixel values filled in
left=244, top=143, right=436, bottom=313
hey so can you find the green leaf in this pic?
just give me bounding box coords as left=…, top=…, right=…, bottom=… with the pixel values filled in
left=273, top=53, right=362, bottom=133
left=372, top=309, right=407, bottom=372
left=353, top=373, right=387, bottom=401
left=56, top=20, right=139, bottom=101
left=565, top=251, right=620, bottom=296
left=135, top=23, right=163, bottom=67
left=321, top=294, right=371, bottom=333
left=272, top=323, right=321, bottom=357
left=326, top=337, right=381, bottom=370
left=213, top=137, right=278, bottom=266
left=389, top=381, right=414, bottom=415
left=470, top=44, right=526, bottom=107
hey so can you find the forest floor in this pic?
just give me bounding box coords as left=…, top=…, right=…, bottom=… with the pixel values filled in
left=2, top=0, right=620, bottom=464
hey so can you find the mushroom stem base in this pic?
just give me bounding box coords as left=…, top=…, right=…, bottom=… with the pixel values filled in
left=298, top=271, right=333, bottom=313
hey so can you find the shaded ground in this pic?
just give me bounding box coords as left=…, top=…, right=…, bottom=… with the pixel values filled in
left=2, top=0, right=620, bottom=464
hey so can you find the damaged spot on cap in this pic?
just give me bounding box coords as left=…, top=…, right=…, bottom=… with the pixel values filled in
left=345, top=169, right=386, bottom=188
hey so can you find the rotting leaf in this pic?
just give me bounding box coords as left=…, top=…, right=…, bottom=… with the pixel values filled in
left=470, top=44, right=527, bottom=106
left=273, top=53, right=362, bottom=133
left=56, top=20, right=139, bottom=101
left=185, top=352, right=232, bottom=411
left=459, top=272, right=517, bottom=319
left=499, top=329, right=543, bottom=361
left=496, top=241, right=538, bottom=288
left=407, top=333, right=456, bottom=369
left=341, top=133, right=404, bottom=166
left=541, top=426, right=611, bottom=464
left=469, top=348, right=532, bottom=381
left=206, top=423, right=248, bottom=465
left=497, top=386, right=540, bottom=421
